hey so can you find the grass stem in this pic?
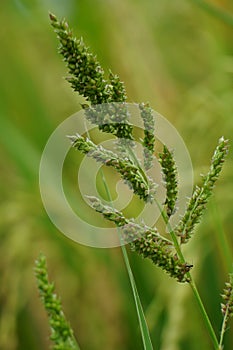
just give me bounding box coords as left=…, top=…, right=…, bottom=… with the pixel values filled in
left=100, top=167, right=154, bottom=350
left=155, top=200, right=220, bottom=349
left=189, top=279, right=219, bottom=350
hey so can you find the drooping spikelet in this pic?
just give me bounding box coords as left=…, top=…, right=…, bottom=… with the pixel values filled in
left=88, top=196, right=192, bottom=283
left=69, top=134, right=157, bottom=202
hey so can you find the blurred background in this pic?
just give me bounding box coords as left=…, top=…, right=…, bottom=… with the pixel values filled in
left=0, top=0, right=233, bottom=349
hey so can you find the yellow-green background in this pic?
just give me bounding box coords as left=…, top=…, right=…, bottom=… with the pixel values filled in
left=0, top=0, right=233, bottom=349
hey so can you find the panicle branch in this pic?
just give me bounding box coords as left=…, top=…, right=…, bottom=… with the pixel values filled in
left=69, top=134, right=156, bottom=202
left=159, top=145, right=178, bottom=217
left=139, top=103, right=155, bottom=170
left=175, top=137, right=229, bottom=244
left=88, top=196, right=192, bottom=283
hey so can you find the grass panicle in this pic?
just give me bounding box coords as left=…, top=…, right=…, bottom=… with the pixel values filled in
left=46, top=13, right=232, bottom=350
left=175, top=137, right=229, bottom=244
left=34, top=254, right=80, bottom=350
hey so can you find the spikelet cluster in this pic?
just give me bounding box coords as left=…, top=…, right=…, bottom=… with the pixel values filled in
left=35, top=254, right=79, bottom=350
left=139, top=103, right=155, bottom=170
left=49, top=13, right=125, bottom=104
left=49, top=13, right=133, bottom=140
left=88, top=196, right=192, bottom=282
left=175, top=137, right=229, bottom=244
left=83, top=103, right=133, bottom=140
left=221, top=273, right=233, bottom=320
left=69, top=134, right=156, bottom=202
left=159, top=145, right=178, bottom=217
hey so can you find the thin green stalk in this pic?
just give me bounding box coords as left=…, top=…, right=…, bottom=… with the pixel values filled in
left=121, top=244, right=154, bottom=350
left=189, top=279, right=219, bottom=350
left=218, top=308, right=229, bottom=350
left=189, top=0, right=233, bottom=26
left=154, top=199, right=185, bottom=264
left=100, top=168, right=154, bottom=350
left=155, top=200, right=219, bottom=349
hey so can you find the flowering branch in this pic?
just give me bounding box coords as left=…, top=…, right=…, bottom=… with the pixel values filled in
left=139, top=103, right=155, bottom=170
left=88, top=196, right=192, bottom=283
left=175, top=137, right=229, bottom=244
left=69, top=133, right=157, bottom=202
left=159, top=145, right=178, bottom=217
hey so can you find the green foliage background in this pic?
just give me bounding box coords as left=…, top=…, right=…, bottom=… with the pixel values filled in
left=0, top=0, right=233, bottom=349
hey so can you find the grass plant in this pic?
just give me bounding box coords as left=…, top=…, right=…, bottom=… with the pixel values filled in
left=34, top=14, right=233, bottom=350
left=1, top=1, right=233, bottom=349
